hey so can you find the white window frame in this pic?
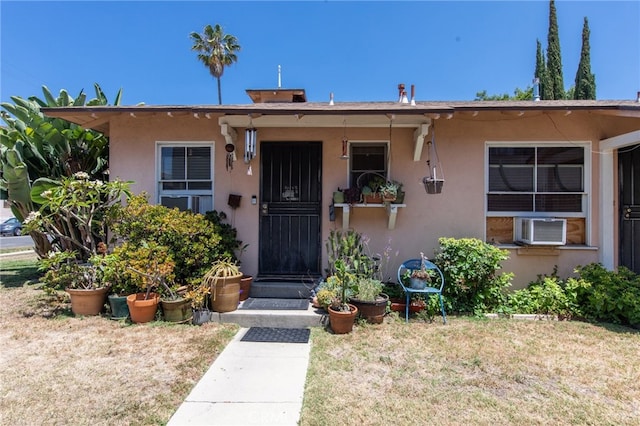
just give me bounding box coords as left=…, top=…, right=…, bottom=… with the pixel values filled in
left=485, top=141, right=591, bottom=218
left=347, top=140, right=391, bottom=188
left=485, top=141, right=592, bottom=246
left=156, top=141, right=215, bottom=214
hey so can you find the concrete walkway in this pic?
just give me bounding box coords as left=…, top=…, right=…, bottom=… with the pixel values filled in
left=168, top=327, right=311, bottom=425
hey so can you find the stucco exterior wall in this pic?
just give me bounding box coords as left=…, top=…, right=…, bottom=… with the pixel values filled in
left=108, top=110, right=607, bottom=289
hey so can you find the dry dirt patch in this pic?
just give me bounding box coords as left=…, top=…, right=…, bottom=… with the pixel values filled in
left=0, top=283, right=237, bottom=425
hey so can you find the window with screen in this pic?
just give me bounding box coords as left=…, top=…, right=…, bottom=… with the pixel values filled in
left=158, top=144, right=213, bottom=214
left=487, top=145, right=586, bottom=214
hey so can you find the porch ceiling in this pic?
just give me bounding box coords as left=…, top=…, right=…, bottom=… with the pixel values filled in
left=218, top=114, right=433, bottom=162
left=218, top=113, right=428, bottom=128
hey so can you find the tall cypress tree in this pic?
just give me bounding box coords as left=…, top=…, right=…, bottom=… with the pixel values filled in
left=574, top=17, right=596, bottom=99
left=546, top=0, right=565, bottom=99
left=535, top=39, right=550, bottom=100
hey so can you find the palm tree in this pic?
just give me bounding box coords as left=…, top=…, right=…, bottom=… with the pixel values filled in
left=190, top=24, right=241, bottom=105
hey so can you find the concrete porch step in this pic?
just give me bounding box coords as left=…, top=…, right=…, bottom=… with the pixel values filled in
left=210, top=299, right=327, bottom=329
left=250, top=278, right=319, bottom=299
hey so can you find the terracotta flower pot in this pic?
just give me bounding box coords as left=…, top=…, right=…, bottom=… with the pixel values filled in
left=328, top=303, right=358, bottom=334
left=239, top=275, right=253, bottom=301
left=210, top=274, right=242, bottom=313
left=66, top=287, right=109, bottom=316
left=126, top=293, right=159, bottom=323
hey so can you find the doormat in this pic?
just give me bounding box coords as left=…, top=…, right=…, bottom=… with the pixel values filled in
left=241, top=327, right=310, bottom=343
left=240, top=298, right=309, bottom=310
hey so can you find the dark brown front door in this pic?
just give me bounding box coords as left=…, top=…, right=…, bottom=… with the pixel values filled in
left=619, top=144, right=640, bottom=274
left=259, top=142, right=322, bottom=277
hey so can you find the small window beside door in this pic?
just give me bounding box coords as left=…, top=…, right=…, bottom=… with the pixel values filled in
left=158, top=144, right=213, bottom=214
left=349, top=143, right=388, bottom=187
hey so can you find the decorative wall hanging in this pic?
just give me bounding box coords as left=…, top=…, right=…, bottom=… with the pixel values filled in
left=340, top=118, right=349, bottom=159
left=422, top=124, right=445, bottom=194
left=225, top=142, right=236, bottom=171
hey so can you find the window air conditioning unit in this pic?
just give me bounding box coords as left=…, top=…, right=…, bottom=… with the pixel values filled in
left=515, top=218, right=567, bottom=246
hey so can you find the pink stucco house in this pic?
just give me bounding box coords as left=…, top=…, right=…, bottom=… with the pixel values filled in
left=43, top=87, right=640, bottom=290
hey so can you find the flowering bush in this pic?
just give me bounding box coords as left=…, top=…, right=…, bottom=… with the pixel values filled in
left=26, top=172, right=132, bottom=261
left=38, top=249, right=109, bottom=293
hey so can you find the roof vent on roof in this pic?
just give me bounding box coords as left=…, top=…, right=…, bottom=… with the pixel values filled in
left=398, top=83, right=416, bottom=105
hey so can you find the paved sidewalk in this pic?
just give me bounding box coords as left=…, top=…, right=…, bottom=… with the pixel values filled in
left=168, top=327, right=311, bottom=425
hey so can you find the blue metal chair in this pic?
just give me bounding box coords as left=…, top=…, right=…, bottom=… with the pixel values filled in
left=397, top=258, right=447, bottom=324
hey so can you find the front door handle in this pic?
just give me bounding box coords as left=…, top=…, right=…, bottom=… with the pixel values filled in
left=261, top=203, right=269, bottom=215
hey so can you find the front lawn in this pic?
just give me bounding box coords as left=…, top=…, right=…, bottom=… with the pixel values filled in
left=301, top=318, right=640, bottom=425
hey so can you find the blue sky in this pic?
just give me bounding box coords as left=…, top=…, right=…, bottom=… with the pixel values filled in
left=1, top=1, right=639, bottom=106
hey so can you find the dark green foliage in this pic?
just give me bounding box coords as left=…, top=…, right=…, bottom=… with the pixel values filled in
left=509, top=264, right=640, bottom=326
left=434, top=237, right=513, bottom=315
left=0, top=84, right=120, bottom=257
left=535, top=39, right=551, bottom=100
left=573, top=17, right=596, bottom=100
left=475, top=87, right=533, bottom=101
left=546, top=0, right=565, bottom=99
left=508, top=268, right=585, bottom=318
left=324, top=229, right=373, bottom=278
left=111, top=194, right=225, bottom=286
left=573, top=263, right=640, bottom=326
left=203, top=210, right=244, bottom=261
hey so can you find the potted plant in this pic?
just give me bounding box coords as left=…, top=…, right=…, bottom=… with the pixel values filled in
left=380, top=180, right=400, bottom=202
left=124, top=242, right=178, bottom=324
left=392, top=182, right=405, bottom=204
left=100, top=249, right=138, bottom=320
left=333, top=188, right=345, bottom=204
left=38, top=250, right=110, bottom=316
left=185, top=282, right=211, bottom=325
left=202, top=258, right=242, bottom=313
left=407, top=252, right=432, bottom=290
left=343, top=187, right=361, bottom=204
left=383, top=281, right=426, bottom=314
left=361, top=185, right=381, bottom=204
left=422, top=176, right=444, bottom=194
left=327, top=259, right=358, bottom=334
left=312, top=276, right=340, bottom=310
left=349, top=277, right=389, bottom=324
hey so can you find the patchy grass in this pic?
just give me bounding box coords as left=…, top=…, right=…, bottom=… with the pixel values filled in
left=4, top=254, right=639, bottom=425
left=0, top=258, right=41, bottom=288
left=0, top=279, right=238, bottom=425
left=301, top=318, right=640, bottom=425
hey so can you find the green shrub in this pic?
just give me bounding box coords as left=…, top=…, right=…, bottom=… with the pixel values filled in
left=111, top=194, right=226, bottom=286
left=508, top=271, right=585, bottom=318
left=573, top=263, right=640, bottom=326
left=203, top=210, right=245, bottom=261
left=434, top=237, right=513, bottom=315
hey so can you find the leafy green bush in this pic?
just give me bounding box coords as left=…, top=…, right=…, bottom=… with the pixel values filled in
left=203, top=210, right=245, bottom=261
left=434, top=237, right=513, bottom=315
left=508, top=271, right=586, bottom=318
left=573, top=263, right=640, bottom=326
left=111, top=194, right=226, bottom=286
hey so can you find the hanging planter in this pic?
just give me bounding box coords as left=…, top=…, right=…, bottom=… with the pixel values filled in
left=423, top=177, right=445, bottom=194
left=422, top=123, right=445, bottom=195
